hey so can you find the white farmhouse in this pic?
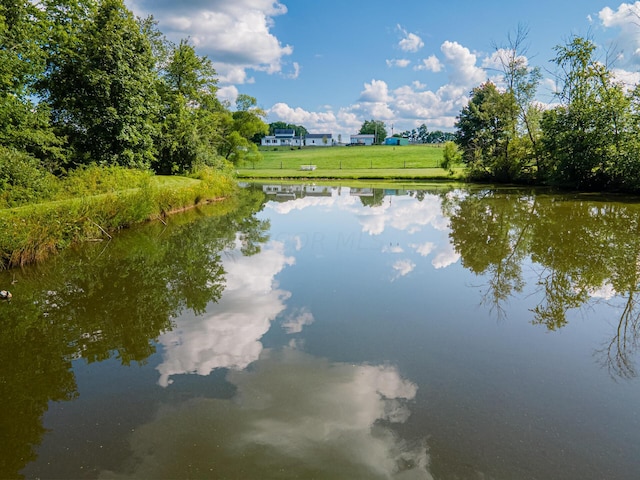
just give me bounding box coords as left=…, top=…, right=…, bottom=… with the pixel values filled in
left=305, top=133, right=333, bottom=146
left=261, top=129, right=304, bottom=147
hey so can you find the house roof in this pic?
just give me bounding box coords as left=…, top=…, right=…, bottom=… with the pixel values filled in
left=274, top=129, right=295, bottom=137
left=306, top=133, right=332, bottom=139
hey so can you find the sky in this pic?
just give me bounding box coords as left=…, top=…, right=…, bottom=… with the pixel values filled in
left=125, top=0, right=640, bottom=139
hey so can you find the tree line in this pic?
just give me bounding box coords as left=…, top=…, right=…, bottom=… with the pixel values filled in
left=0, top=0, right=268, bottom=179
left=452, top=27, right=640, bottom=192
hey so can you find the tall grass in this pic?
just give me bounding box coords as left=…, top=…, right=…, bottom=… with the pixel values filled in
left=0, top=167, right=236, bottom=269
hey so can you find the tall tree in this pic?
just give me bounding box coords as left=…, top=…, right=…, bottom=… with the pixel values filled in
left=359, top=119, right=386, bottom=144
left=218, top=94, right=268, bottom=165
left=0, top=1, right=63, bottom=166
left=43, top=0, right=159, bottom=169
left=153, top=39, right=223, bottom=174
left=540, top=35, right=638, bottom=189
left=455, top=82, right=518, bottom=181
left=492, top=24, right=542, bottom=174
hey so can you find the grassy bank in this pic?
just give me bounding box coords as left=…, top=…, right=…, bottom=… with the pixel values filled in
left=237, top=144, right=465, bottom=180
left=0, top=169, right=236, bottom=269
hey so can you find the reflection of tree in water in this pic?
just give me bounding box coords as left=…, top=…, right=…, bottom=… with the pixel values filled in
left=0, top=187, right=270, bottom=479
left=598, top=292, right=640, bottom=379
left=445, top=189, right=533, bottom=319
left=446, top=188, right=640, bottom=379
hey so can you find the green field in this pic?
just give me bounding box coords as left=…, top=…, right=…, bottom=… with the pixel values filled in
left=237, top=144, right=464, bottom=180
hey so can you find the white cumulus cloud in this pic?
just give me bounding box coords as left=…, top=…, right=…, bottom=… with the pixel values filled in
left=397, top=25, right=425, bottom=52
left=126, top=0, right=293, bottom=83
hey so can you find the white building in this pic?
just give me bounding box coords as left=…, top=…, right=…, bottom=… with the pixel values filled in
left=261, top=129, right=304, bottom=147
left=350, top=134, right=375, bottom=145
left=305, top=133, right=333, bottom=146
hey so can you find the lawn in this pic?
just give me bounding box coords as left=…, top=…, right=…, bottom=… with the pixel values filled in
left=236, top=144, right=464, bottom=180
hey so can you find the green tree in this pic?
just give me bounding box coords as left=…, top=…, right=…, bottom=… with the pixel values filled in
left=441, top=141, right=461, bottom=174
left=359, top=119, right=387, bottom=144
left=268, top=122, right=309, bottom=137
left=492, top=24, right=542, bottom=175
left=218, top=94, right=268, bottom=165
left=153, top=39, right=224, bottom=174
left=540, top=36, right=638, bottom=190
left=416, top=123, right=429, bottom=143
left=455, top=82, right=519, bottom=181
left=0, top=1, right=64, bottom=167
left=43, top=0, right=159, bottom=169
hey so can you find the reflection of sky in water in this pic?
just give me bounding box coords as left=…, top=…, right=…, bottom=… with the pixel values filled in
left=156, top=238, right=295, bottom=387
left=156, top=187, right=462, bottom=387
left=148, top=188, right=437, bottom=478
left=266, top=187, right=460, bottom=277
left=102, top=348, right=432, bottom=479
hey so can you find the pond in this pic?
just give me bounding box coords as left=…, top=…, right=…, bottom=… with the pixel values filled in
left=1, top=182, right=639, bottom=479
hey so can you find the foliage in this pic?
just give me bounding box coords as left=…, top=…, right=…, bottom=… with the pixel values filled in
left=0, top=1, right=66, bottom=167
left=267, top=121, right=309, bottom=138
left=455, top=82, right=523, bottom=181
left=0, top=147, right=59, bottom=207
left=42, top=0, right=159, bottom=169
left=441, top=141, right=461, bottom=174
left=540, top=36, right=640, bottom=191
left=400, top=124, right=455, bottom=144
left=359, top=119, right=387, bottom=144
left=217, top=94, right=268, bottom=165
left=0, top=167, right=236, bottom=269
left=153, top=39, right=225, bottom=175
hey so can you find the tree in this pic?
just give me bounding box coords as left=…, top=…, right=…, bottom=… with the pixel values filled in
left=267, top=122, right=309, bottom=137
left=540, top=35, right=639, bottom=189
left=217, top=94, right=268, bottom=165
left=153, top=38, right=224, bottom=174
left=0, top=1, right=64, bottom=167
left=455, top=82, right=519, bottom=181
left=42, top=0, right=159, bottom=169
left=492, top=24, right=542, bottom=173
left=416, top=123, right=429, bottom=143
left=441, top=141, right=461, bottom=174
left=359, top=119, right=387, bottom=144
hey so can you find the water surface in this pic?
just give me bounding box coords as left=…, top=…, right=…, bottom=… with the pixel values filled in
left=1, top=183, right=639, bottom=479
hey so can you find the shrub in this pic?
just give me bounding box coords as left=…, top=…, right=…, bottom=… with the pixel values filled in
left=0, top=147, right=60, bottom=207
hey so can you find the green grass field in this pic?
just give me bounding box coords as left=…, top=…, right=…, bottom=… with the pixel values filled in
left=237, top=144, right=464, bottom=180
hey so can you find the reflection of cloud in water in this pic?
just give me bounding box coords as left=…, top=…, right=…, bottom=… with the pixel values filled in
left=409, top=241, right=460, bottom=269
left=268, top=191, right=358, bottom=215
left=357, top=195, right=445, bottom=236
left=410, top=242, right=435, bottom=257
left=392, top=259, right=416, bottom=280
left=432, top=243, right=461, bottom=269
left=588, top=283, right=616, bottom=300
left=281, top=307, right=315, bottom=334
left=384, top=244, right=405, bottom=253
left=156, top=241, right=295, bottom=387
left=100, top=349, right=432, bottom=480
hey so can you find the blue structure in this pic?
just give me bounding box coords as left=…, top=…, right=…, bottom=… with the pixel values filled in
left=384, top=137, right=409, bottom=146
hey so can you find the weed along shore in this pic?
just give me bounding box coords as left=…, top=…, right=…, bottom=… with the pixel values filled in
left=0, top=168, right=236, bottom=270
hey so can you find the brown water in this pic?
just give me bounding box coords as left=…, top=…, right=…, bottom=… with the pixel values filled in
left=1, top=183, right=639, bottom=479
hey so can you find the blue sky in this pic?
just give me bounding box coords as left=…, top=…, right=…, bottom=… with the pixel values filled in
left=126, top=1, right=640, bottom=138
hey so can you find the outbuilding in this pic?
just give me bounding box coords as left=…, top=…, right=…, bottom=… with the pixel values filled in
left=384, top=137, right=409, bottom=146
